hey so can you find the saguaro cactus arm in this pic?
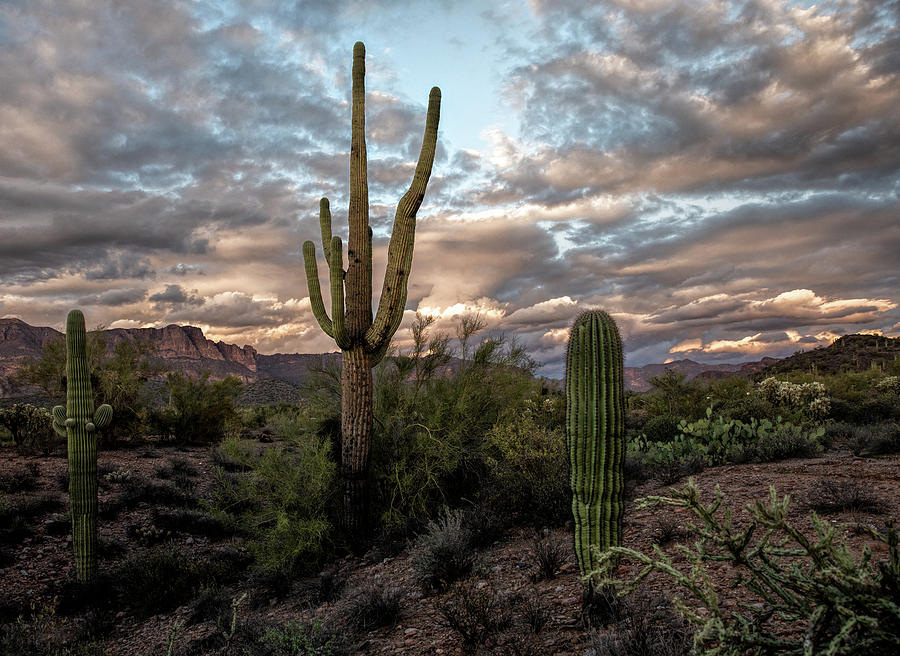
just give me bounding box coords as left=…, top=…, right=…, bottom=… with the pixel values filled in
left=302, top=200, right=340, bottom=340
left=366, top=86, right=441, bottom=353
left=52, top=405, right=67, bottom=437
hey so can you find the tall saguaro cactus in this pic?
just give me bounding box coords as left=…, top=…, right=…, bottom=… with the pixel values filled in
left=565, top=310, right=625, bottom=584
left=302, top=42, right=441, bottom=534
left=51, top=310, right=112, bottom=582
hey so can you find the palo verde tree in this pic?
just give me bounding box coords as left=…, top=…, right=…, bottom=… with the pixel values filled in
left=302, top=42, right=441, bottom=535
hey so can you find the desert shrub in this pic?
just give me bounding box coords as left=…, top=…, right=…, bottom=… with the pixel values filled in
left=341, top=581, right=402, bottom=632
left=0, top=404, right=58, bottom=453
left=638, top=369, right=708, bottom=422
left=411, top=508, right=477, bottom=593
left=154, top=456, right=197, bottom=493
left=650, top=455, right=706, bottom=485
left=153, top=507, right=236, bottom=540
left=259, top=619, right=347, bottom=656
left=0, top=603, right=105, bottom=656
left=729, top=422, right=824, bottom=463
left=846, top=421, right=900, bottom=456
left=514, top=590, right=550, bottom=634
left=119, top=474, right=194, bottom=508
left=0, top=494, right=62, bottom=549
left=206, top=435, right=335, bottom=574
left=649, top=515, right=687, bottom=546
left=438, top=581, right=511, bottom=653
left=586, top=591, right=694, bottom=656
left=15, top=334, right=161, bottom=443
left=641, top=413, right=681, bottom=443
left=370, top=314, right=538, bottom=531
left=594, top=480, right=900, bottom=655
left=0, top=461, right=40, bottom=493
left=805, top=479, right=886, bottom=514
left=482, top=397, right=570, bottom=527
left=186, top=586, right=232, bottom=626
left=155, top=371, right=242, bottom=443
left=459, top=505, right=508, bottom=549
left=115, top=544, right=249, bottom=617
left=581, top=584, right=628, bottom=629
left=530, top=533, right=566, bottom=581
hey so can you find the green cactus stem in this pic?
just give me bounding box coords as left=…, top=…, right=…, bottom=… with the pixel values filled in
left=302, top=41, right=440, bottom=536
left=565, top=310, right=625, bottom=585
left=51, top=309, right=112, bottom=582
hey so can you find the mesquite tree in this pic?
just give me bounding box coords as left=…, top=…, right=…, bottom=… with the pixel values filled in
left=303, top=42, right=441, bottom=534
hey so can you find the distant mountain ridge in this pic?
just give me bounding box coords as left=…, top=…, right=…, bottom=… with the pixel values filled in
left=623, top=357, right=779, bottom=392
left=0, top=318, right=335, bottom=397
left=0, top=317, right=792, bottom=397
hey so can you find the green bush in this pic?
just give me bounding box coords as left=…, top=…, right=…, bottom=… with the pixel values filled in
left=114, top=544, right=248, bottom=617
left=641, top=413, right=681, bottom=443
left=370, top=315, right=539, bottom=530
left=259, top=619, right=346, bottom=656
left=155, top=371, right=242, bottom=443
left=206, top=434, right=335, bottom=574
left=15, top=333, right=162, bottom=442
left=629, top=407, right=824, bottom=471
left=411, top=508, right=477, bottom=593
left=594, top=480, right=900, bottom=655
left=482, top=396, right=569, bottom=526
left=0, top=404, right=57, bottom=452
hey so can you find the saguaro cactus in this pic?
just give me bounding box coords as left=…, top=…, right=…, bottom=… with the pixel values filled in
left=52, top=310, right=112, bottom=582
left=302, top=42, right=441, bottom=534
left=565, top=310, right=625, bottom=584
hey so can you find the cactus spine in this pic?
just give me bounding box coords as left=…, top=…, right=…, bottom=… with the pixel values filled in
left=52, top=310, right=112, bottom=582
left=302, top=42, right=440, bottom=534
left=565, top=310, right=625, bottom=583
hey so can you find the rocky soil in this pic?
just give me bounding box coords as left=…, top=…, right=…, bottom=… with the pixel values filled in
left=1, top=443, right=898, bottom=655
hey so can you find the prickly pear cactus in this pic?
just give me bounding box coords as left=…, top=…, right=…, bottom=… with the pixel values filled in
left=52, top=309, right=112, bottom=582
left=565, top=310, right=625, bottom=584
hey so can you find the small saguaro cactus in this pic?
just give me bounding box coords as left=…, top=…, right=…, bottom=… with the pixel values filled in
left=565, top=310, right=625, bottom=585
left=52, top=309, right=112, bottom=582
left=302, top=41, right=441, bottom=535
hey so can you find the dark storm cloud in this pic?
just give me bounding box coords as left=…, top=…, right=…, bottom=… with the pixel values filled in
left=84, top=255, right=155, bottom=281
left=149, top=285, right=204, bottom=311
left=77, top=288, right=148, bottom=307
left=497, top=0, right=900, bottom=199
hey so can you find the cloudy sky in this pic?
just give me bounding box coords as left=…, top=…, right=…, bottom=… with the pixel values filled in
left=1, top=0, right=898, bottom=377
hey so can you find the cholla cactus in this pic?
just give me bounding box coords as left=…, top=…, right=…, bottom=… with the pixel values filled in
left=876, top=375, right=900, bottom=394
left=52, top=310, right=112, bottom=582
left=757, top=377, right=830, bottom=420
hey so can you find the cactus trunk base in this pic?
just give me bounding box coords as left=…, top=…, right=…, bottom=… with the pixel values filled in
left=68, top=435, right=98, bottom=583
left=71, top=511, right=98, bottom=582
left=340, top=345, right=373, bottom=538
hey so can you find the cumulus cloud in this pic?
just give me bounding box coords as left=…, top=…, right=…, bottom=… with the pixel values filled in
left=1, top=0, right=898, bottom=378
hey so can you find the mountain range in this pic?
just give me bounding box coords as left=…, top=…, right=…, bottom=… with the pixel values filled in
left=0, top=317, right=775, bottom=397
